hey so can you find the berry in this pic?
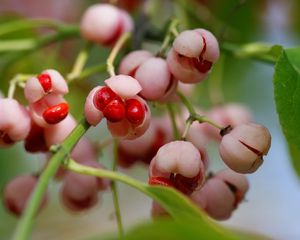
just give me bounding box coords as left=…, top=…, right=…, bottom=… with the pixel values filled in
left=219, top=123, right=271, bottom=173
left=93, top=87, right=118, bottom=111
left=42, top=102, right=69, bottom=124
left=103, top=98, right=125, bottom=122
left=37, top=73, right=52, bottom=93
left=24, top=122, right=48, bottom=153
left=125, top=98, right=145, bottom=125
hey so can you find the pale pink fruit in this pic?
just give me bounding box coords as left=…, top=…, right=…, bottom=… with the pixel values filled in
left=4, top=175, right=47, bottom=216
left=134, top=57, right=176, bottom=100
left=191, top=178, right=235, bottom=220
left=80, top=4, right=133, bottom=46
left=150, top=141, right=205, bottom=194
left=215, top=169, right=249, bottom=207
left=0, top=98, right=31, bottom=147
left=119, top=50, right=153, bottom=75
left=60, top=171, right=99, bottom=212
left=219, top=123, right=271, bottom=173
left=24, top=69, right=68, bottom=103
left=104, top=75, right=142, bottom=99
left=167, top=28, right=219, bottom=83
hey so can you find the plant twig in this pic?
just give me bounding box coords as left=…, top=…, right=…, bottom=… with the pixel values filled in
left=13, top=117, right=90, bottom=240
left=111, top=139, right=124, bottom=237
left=106, top=32, right=131, bottom=77
left=166, top=103, right=180, bottom=140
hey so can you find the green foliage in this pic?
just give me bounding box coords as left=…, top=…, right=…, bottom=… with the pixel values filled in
left=274, top=47, right=300, bottom=178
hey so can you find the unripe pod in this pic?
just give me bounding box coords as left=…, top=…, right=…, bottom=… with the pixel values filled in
left=3, top=175, right=48, bottom=216
left=219, top=123, right=271, bottom=173
left=0, top=98, right=31, bottom=147
left=167, top=29, right=219, bottom=84
left=80, top=4, right=133, bottom=46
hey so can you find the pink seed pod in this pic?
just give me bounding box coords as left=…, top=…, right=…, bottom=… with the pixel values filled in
left=203, top=103, right=252, bottom=141
left=215, top=169, right=249, bottom=208
left=29, top=94, right=68, bottom=128
left=44, top=115, right=97, bottom=163
left=80, top=4, right=133, bottom=46
left=0, top=98, right=31, bottom=147
left=3, top=175, right=48, bottom=216
left=60, top=171, right=99, bottom=212
left=119, top=50, right=153, bottom=76
left=219, top=123, right=271, bottom=173
left=167, top=29, right=219, bottom=84
left=133, top=57, right=177, bottom=100
left=104, top=74, right=142, bottom=99
left=150, top=141, right=205, bottom=194
left=191, top=177, right=235, bottom=220
left=24, top=69, right=68, bottom=103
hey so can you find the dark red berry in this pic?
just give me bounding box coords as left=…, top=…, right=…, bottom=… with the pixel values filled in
left=103, top=99, right=125, bottom=122
left=43, top=102, right=69, bottom=124
left=125, top=99, right=145, bottom=125
left=37, top=73, right=52, bottom=93
left=93, top=87, right=118, bottom=111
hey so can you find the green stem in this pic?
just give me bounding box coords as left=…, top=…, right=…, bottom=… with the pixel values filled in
left=0, top=18, right=66, bottom=37
left=13, top=117, right=90, bottom=240
left=111, top=139, right=124, bottom=237
left=8, top=74, right=34, bottom=99
left=106, top=32, right=131, bottom=76
left=67, top=42, right=93, bottom=82
left=177, top=91, right=224, bottom=131
left=166, top=103, right=180, bottom=140
left=181, top=116, right=193, bottom=140
left=66, top=63, right=107, bottom=82
left=2, top=25, right=80, bottom=68
left=221, top=42, right=279, bottom=64
left=158, top=18, right=180, bottom=57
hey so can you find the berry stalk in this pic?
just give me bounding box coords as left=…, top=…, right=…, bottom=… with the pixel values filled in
left=13, top=117, right=90, bottom=240
left=111, top=139, right=124, bottom=237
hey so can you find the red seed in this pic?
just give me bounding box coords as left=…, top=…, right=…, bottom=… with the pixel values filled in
left=37, top=73, right=52, bottom=93
left=103, top=99, right=125, bottom=122
left=149, top=176, right=174, bottom=187
left=43, top=102, right=69, bottom=124
left=125, top=99, right=145, bottom=125
left=93, top=87, right=118, bottom=111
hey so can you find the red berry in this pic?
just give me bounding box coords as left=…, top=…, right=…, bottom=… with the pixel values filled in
left=42, top=102, right=69, bottom=124
left=37, top=73, right=52, bottom=93
left=149, top=176, right=174, bottom=187
left=93, top=87, right=118, bottom=111
left=103, top=99, right=125, bottom=122
left=125, top=99, right=145, bottom=125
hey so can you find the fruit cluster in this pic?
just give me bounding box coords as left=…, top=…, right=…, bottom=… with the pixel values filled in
left=1, top=3, right=271, bottom=224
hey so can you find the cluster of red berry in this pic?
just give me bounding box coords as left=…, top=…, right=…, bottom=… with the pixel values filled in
left=1, top=3, right=271, bottom=223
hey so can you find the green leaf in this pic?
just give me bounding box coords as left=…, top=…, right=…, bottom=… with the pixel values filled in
left=273, top=47, right=300, bottom=178
left=100, top=218, right=237, bottom=240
